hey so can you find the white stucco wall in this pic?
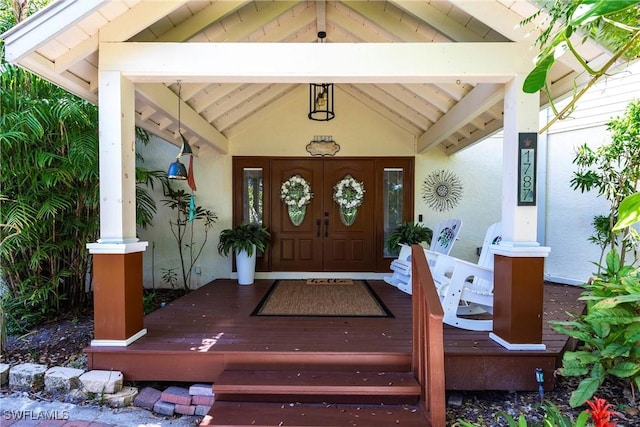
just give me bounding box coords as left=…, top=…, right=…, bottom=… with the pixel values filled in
left=542, top=63, right=640, bottom=284
left=137, top=138, right=232, bottom=289
left=230, top=85, right=415, bottom=156
left=542, top=125, right=610, bottom=284
left=416, top=141, right=503, bottom=263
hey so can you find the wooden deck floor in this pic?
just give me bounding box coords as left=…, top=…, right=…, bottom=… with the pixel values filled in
left=85, top=279, right=584, bottom=391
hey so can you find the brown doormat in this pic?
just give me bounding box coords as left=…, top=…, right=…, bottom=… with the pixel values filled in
left=252, top=280, right=393, bottom=317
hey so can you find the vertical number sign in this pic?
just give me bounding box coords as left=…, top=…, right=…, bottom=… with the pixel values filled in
left=518, top=133, right=537, bottom=206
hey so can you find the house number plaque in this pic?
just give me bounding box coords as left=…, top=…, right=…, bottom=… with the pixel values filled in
left=518, top=132, right=537, bottom=206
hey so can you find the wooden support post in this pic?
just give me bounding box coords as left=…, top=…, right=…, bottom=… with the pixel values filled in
left=490, top=250, right=548, bottom=351
left=90, top=250, right=147, bottom=346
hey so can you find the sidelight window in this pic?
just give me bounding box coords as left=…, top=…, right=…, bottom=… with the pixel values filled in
left=383, top=168, right=404, bottom=257
left=242, top=168, right=263, bottom=224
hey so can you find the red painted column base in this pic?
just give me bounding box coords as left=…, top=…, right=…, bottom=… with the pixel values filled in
left=490, top=255, right=546, bottom=350
left=92, top=252, right=145, bottom=344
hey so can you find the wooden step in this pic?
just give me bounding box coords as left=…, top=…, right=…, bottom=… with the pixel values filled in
left=213, top=370, right=421, bottom=404
left=201, top=401, right=427, bottom=427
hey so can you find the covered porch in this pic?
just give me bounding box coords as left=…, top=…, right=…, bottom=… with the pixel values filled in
left=85, top=279, right=584, bottom=392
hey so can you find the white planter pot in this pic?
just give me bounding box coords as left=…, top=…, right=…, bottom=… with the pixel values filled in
left=235, top=245, right=257, bottom=285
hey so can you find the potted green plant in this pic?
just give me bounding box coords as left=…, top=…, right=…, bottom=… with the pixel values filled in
left=385, top=222, right=433, bottom=256
left=217, top=223, right=271, bottom=285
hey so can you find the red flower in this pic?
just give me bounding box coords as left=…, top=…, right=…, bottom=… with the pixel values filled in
left=586, top=397, right=619, bottom=427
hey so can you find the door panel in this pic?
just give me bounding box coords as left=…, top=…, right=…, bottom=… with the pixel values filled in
left=322, top=160, right=376, bottom=271
left=271, top=159, right=324, bottom=271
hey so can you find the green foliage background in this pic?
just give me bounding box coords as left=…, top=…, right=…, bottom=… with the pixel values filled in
left=0, top=0, right=159, bottom=332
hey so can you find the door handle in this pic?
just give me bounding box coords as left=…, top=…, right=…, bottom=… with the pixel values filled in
left=324, top=218, right=329, bottom=237
left=316, top=219, right=321, bottom=237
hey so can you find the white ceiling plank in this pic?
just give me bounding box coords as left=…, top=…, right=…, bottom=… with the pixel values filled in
left=245, top=4, right=316, bottom=43
left=359, top=84, right=433, bottom=128
left=191, top=83, right=244, bottom=113
left=454, top=0, right=538, bottom=42
left=417, top=83, right=504, bottom=152
left=136, top=83, right=228, bottom=153
left=390, top=0, right=484, bottom=42
left=203, top=84, right=269, bottom=122
left=2, top=0, right=108, bottom=63
left=376, top=84, right=441, bottom=123
left=99, top=42, right=535, bottom=83
left=208, top=1, right=299, bottom=42
left=343, top=1, right=428, bottom=42
left=445, top=118, right=503, bottom=154
left=156, top=1, right=247, bottom=42
left=214, top=84, right=296, bottom=132
left=100, top=1, right=191, bottom=41
left=19, top=54, right=97, bottom=103
left=53, top=1, right=190, bottom=74
left=403, top=83, right=455, bottom=113
left=341, top=85, right=422, bottom=136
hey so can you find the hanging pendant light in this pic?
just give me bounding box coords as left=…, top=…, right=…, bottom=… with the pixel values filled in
left=308, top=31, right=334, bottom=122
left=308, top=83, right=335, bottom=121
left=167, top=81, right=192, bottom=180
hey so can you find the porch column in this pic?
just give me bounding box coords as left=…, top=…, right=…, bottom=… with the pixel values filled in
left=489, top=74, right=550, bottom=351
left=87, top=70, right=148, bottom=347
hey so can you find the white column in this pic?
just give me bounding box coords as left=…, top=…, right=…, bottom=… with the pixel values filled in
left=87, top=70, right=146, bottom=252
left=87, top=70, right=147, bottom=347
left=501, top=74, right=540, bottom=244
left=489, top=74, right=550, bottom=351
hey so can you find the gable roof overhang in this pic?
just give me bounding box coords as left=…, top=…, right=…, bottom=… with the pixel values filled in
left=1, top=0, right=620, bottom=155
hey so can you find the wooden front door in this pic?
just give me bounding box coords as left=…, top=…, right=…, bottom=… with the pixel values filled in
left=271, top=159, right=375, bottom=271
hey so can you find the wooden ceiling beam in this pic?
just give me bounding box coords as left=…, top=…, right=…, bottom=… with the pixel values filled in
left=100, top=42, right=535, bottom=84
left=136, top=83, right=228, bottom=154
left=417, top=83, right=504, bottom=152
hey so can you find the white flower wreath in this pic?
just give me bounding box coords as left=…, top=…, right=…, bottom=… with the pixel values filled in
left=280, top=175, right=313, bottom=208
left=333, top=174, right=365, bottom=209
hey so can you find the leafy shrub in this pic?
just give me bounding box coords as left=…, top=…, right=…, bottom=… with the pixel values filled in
left=552, top=250, right=640, bottom=407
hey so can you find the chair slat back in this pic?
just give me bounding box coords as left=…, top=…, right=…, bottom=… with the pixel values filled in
left=430, top=219, right=462, bottom=255
left=474, top=222, right=502, bottom=292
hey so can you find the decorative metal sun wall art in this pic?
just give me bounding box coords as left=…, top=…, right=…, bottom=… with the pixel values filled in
left=422, top=170, right=463, bottom=212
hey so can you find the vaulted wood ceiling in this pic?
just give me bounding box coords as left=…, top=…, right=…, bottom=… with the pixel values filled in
left=2, top=0, right=616, bottom=154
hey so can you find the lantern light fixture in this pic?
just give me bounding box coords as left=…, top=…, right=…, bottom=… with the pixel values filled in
left=308, top=83, right=335, bottom=121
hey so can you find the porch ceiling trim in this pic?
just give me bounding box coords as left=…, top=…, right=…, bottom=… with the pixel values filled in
left=99, top=42, right=536, bottom=84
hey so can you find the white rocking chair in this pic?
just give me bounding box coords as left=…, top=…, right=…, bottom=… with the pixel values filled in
left=432, top=222, right=502, bottom=331
left=384, top=219, right=463, bottom=295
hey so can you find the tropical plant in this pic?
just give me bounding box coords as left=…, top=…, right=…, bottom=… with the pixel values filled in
left=552, top=250, right=640, bottom=407
left=0, top=52, right=101, bottom=331
left=455, top=397, right=616, bottom=427
left=217, top=223, right=271, bottom=258
left=161, top=184, right=217, bottom=290
left=0, top=0, right=162, bottom=333
left=570, top=100, right=640, bottom=268
left=521, top=0, right=640, bottom=132
left=385, top=222, right=433, bottom=256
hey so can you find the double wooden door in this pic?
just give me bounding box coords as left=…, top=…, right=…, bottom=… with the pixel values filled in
left=271, top=159, right=375, bottom=272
